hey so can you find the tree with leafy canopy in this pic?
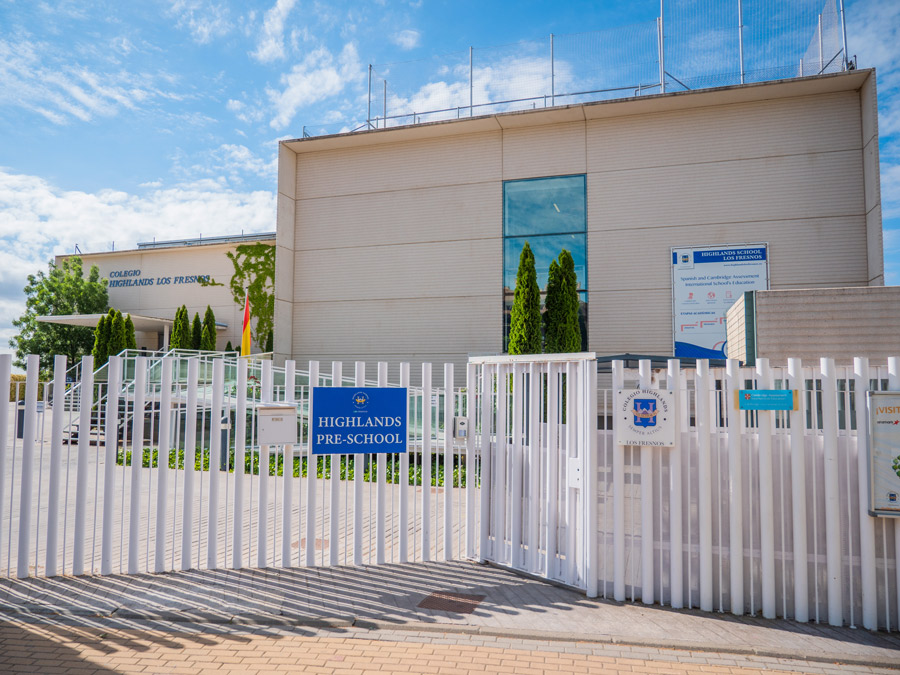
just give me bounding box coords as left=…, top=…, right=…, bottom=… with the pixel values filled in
left=170, top=305, right=191, bottom=350
left=107, top=310, right=126, bottom=358
left=124, top=314, right=137, bottom=350
left=507, top=242, right=541, bottom=355
left=543, top=258, right=562, bottom=353
left=544, top=250, right=582, bottom=353
left=92, top=314, right=111, bottom=365
left=200, top=305, right=217, bottom=351
left=202, top=243, right=275, bottom=350
left=10, top=256, right=108, bottom=373
left=191, top=313, right=202, bottom=350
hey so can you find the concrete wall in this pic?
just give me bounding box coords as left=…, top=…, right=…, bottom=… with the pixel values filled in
left=61, top=238, right=273, bottom=351
left=277, top=70, right=883, bottom=376
left=742, top=286, right=900, bottom=365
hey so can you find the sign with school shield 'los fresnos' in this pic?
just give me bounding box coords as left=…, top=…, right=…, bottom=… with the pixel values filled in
left=616, top=389, right=676, bottom=447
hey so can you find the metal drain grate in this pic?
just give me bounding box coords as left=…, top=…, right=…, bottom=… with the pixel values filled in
left=417, top=592, right=485, bottom=614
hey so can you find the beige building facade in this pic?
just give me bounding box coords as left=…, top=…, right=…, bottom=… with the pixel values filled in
left=60, top=233, right=274, bottom=351
left=276, top=69, right=883, bottom=373
left=727, top=286, right=900, bottom=365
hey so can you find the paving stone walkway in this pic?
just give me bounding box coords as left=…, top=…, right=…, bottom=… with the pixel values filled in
left=1, top=560, right=899, bottom=673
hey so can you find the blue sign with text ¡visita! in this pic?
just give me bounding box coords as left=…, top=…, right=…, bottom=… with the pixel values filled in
left=311, top=387, right=408, bottom=455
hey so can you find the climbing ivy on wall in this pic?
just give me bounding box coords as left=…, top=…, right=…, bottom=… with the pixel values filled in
left=202, top=243, right=275, bottom=350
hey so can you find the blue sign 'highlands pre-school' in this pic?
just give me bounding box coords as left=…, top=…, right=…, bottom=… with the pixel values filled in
left=311, top=387, right=408, bottom=455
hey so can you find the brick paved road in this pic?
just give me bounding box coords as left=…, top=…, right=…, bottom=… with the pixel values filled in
left=1, top=619, right=896, bottom=675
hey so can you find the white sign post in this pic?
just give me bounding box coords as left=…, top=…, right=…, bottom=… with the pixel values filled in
left=867, top=391, right=900, bottom=516
left=615, top=389, right=676, bottom=447
left=671, top=243, right=769, bottom=359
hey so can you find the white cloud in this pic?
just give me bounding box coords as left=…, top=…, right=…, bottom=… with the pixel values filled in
left=0, top=38, right=175, bottom=125
left=392, top=29, right=420, bottom=51
left=168, top=0, right=233, bottom=44
left=0, top=168, right=275, bottom=354
left=252, top=0, right=298, bottom=63
left=266, top=43, right=361, bottom=130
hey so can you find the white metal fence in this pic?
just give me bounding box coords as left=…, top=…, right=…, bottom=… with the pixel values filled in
left=2, top=350, right=899, bottom=632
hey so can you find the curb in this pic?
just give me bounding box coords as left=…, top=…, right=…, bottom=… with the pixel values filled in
left=0, top=606, right=897, bottom=670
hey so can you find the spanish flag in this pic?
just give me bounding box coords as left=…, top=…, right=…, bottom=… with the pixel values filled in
left=240, top=293, right=251, bottom=356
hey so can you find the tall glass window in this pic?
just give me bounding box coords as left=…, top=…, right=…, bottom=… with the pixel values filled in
left=503, top=175, right=587, bottom=350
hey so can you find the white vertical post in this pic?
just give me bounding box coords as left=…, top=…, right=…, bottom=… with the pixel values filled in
left=546, top=362, right=560, bottom=577
left=528, top=362, right=541, bottom=573
left=696, top=359, right=714, bottom=612
left=16, top=355, right=39, bottom=578
left=468, top=46, right=474, bottom=116
left=0, top=355, right=9, bottom=571
left=658, top=0, right=666, bottom=93
left=550, top=33, right=555, bottom=105
left=566, top=361, right=578, bottom=586
left=46, top=355, right=67, bottom=576
left=787, top=358, right=809, bottom=622
left=281, top=360, right=296, bottom=568
left=466, top=362, right=477, bottom=560
left=853, top=357, right=877, bottom=630
left=738, top=0, right=745, bottom=84
left=639, top=360, right=654, bottom=604
left=817, top=14, right=823, bottom=73
left=154, top=358, right=173, bottom=573
left=756, top=358, right=776, bottom=618
left=181, top=358, right=199, bottom=570
left=888, top=357, right=900, bottom=629
left=353, top=361, right=365, bottom=566
left=100, top=356, right=121, bottom=575
left=258, top=359, right=273, bottom=568
left=586, top=358, right=599, bottom=598
left=612, top=360, right=626, bottom=601
left=839, top=0, right=849, bottom=70
left=443, top=363, right=454, bottom=561
left=820, top=357, right=843, bottom=626
left=72, top=354, right=95, bottom=576
left=329, top=361, right=341, bottom=566
left=479, top=364, right=493, bottom=561
left=422, top=362, right=432, bottom=561
left=232, top=358, right=247, bottom=569
left=725, top=359, right=744, bottom=615
left=667, top=360, right=684, bottom=609
left=377, top=361, right=388, bottom=564
left=207, top=358, right=224, bottom=570
left=510, top=364, right=523, bottom=567
left=496, top=364, right=508, bottom=565
left=128, top=357, right=147, bottom=574
left=399, top=363, right=410, bottom=563
left=305, top=361, right=320, bottom=566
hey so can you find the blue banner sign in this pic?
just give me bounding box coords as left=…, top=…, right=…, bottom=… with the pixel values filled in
left=735, top=389, right=797, bottom=411
left=311, top=387, right=408, bottom=455
left=671, top=243, right=769, bottom=359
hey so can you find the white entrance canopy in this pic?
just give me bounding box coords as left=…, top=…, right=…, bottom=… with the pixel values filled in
left=37, top=313, right=175, bottom=350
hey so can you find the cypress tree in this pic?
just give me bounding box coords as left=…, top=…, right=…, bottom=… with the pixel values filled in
left=124, top=314, right=137, bottom=350
left=507, top=241, right=541, bottom=355
left=225, top=340, right=233, bottom=352
left=191, top=313, right=202, bottom=350
left=201, top=305, right=217, bottom=351
left=169, top=307, right=181, bottom=349
left=543, top=258, right=562, bottom=353
left=108, top=310, right=126, bottom=357
left=92, top=315, right=110, bottom=365
left=557, top=250, right=582, bottom=352
left=170, top=305, right=190, bottom=350
left=265, top=329, right=273, bottom=353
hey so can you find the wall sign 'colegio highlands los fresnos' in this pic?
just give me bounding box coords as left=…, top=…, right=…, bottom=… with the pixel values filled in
left=311, top=387, right=408, bottom=455
left=866, top=391, right=900, bottom=516
left=106, top=269, right=212, bottom=288
left=615, top=389, right=676, bottom=447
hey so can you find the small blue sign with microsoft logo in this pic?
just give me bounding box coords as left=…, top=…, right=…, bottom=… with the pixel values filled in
left=311, top=387, right=408, bottom=454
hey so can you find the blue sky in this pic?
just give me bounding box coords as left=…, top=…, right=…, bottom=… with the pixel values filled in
left=1, top=0, right=898, bottom=359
